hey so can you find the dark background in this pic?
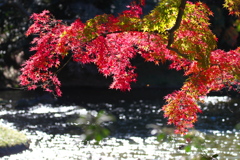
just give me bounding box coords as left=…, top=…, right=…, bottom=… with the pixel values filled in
left=0, top=0, right=239, bottom=90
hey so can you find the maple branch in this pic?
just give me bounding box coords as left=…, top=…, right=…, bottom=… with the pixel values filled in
left=166, top=0, right=187, bottom=59
left=73, top=0, right=187, bottom=59
left=55, top=54, right=73, bottom=74
left=97, top=0, right=188, bottom=59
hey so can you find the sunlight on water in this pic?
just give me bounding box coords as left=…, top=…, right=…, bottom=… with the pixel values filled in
left=29, top=105, right=78, bottom=114
left=201, top=96, right=231, bottom=105
left=0, top=130, right=179, bottom=160
left=0, top=94, right=240, bottom=159
left=2, top=128, right=239, bottom=160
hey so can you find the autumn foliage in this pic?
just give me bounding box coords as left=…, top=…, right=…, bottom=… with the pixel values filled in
left=19, top=0, right=240, bottom=134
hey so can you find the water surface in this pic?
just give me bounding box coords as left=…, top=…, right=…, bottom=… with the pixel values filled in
left=0, top=89, right=239, bottom=159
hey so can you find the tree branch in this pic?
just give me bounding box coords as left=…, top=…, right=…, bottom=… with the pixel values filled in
left=55, top=54, right=73, bottom=74
left=88, top=0, right=188, bottom=59
left=166, top=0, right=187, bottom=58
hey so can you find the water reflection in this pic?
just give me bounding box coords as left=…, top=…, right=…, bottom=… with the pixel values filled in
left=0, top=89, right=239, bottom=159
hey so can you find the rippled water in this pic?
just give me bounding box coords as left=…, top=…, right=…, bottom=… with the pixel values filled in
left=0, top=89, right=239, bottom=159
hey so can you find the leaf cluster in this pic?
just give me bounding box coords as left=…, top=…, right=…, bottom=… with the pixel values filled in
left=20, top=0, right=240, bottom=134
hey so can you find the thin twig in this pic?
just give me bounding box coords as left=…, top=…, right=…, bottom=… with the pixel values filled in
left=55, top=54, right=73, bottom=74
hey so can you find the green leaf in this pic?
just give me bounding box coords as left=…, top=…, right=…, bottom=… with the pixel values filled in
left=184, top=145, right=192, bottom=152
left=157, top=133, right=166, bottom=141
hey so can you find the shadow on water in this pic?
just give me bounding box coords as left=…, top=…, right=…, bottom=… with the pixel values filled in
left=0, top=87, right=239, bottom=159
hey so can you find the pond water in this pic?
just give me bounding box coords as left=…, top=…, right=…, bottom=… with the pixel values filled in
left=0, top=88, right=239, bottom=160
